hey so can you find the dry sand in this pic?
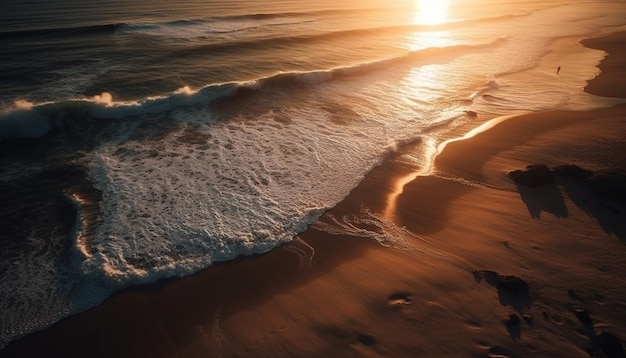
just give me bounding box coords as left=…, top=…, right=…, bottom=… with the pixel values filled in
left=2, top=32, right=626, bottom=358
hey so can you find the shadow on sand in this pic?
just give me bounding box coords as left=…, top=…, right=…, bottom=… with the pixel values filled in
left=570, top=304, right=626, bottom=358
left=474, top=270, right=532, bottom=340
left=510, top=164, right=626, bottom=242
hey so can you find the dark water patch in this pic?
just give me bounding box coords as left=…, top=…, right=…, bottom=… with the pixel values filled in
left=0, top=164, right=101, bottom=277
left=0, top=23, right=123, bottom=41
left=174, top=125, right=212, bottom=147
left=124, top=115, right=183, bottom=143
left=209, top=88, right=274, bottom=123
left=320, top=102, right=363, bottom=125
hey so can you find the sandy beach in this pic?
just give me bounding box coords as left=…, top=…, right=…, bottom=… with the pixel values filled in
left=2, top=31, right=626, bottom=358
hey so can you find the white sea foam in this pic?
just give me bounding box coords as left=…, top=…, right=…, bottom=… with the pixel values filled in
left=80, top=101, right=397, bottom=286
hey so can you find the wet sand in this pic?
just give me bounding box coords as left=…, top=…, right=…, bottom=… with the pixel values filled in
left=2, top=32, right=625, bottom=358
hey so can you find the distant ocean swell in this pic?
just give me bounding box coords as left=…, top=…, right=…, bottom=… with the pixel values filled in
left=0, top=37, right=505, bottom=141
left=0, top=23, right=122, bottom=40
left=1, top=19, right=515, bottom=52
left=0, top=7, right=525, bottom=108
left=0, top=9, right=378, bottom=40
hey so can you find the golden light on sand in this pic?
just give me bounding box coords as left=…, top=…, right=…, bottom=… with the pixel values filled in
left=383, top=114, right=514, bottom=220
left=414, top=0, right=449, bottom=25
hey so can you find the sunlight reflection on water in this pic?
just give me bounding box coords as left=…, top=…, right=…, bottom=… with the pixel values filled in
left=413, top=0, right=449, bottom=25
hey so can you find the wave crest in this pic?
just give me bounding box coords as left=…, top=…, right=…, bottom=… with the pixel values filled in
left=0, top=37, right=506, bottom=141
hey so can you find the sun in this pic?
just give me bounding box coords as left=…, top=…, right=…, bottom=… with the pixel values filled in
left=414, top=0, right=449, bottom=25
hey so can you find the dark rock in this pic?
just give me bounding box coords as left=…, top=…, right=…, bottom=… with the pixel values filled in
left=495, top=275, right=530, bottom=297
left=474, top=271, right=532, bottom=310
left=495, top=275, right=532, bottom=310
left=508, top=164, right=555, bottom=187
left=473, top=270, right=499, bottom=285
left=474, top=271, right=530, bottom=296
left=597, top=331, right=625, bottom=358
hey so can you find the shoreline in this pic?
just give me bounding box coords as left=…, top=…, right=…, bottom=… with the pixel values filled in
left=2, top=31, right=626, bottom=357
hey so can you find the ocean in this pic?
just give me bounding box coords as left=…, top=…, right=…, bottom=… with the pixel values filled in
left=1, top=0, right=625, bottom=348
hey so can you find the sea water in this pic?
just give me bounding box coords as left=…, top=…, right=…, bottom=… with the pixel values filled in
left=1, top=0, right=625, bottom=348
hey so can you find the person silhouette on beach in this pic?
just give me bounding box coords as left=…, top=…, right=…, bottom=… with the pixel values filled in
left=557, top=66, right=561, bottom=75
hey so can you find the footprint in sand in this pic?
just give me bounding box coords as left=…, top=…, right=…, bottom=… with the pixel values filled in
left=488, top=346, right=512, bottom=358
left=356, top=333, right=376, bottom=346
left=465, top=319, right=482, bottom=330
left=386, top=292, right=412, bottom=309
left=549, top=313, right=564, bottom=325
left=568, top=289, right=585, bottom=303
left=593, top=293, right=606, bottom=305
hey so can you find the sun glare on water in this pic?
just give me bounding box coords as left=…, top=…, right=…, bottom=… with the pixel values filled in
left=414, top=0, right=449, bottom=25
left=404, top=0, right=453, bottom=51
